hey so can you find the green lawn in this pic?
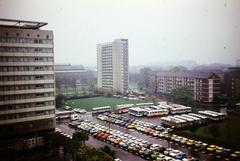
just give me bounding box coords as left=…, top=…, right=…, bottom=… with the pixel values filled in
left=64, top=97, right=148, bottom=111
left=179, top=115, right=240, bottom=149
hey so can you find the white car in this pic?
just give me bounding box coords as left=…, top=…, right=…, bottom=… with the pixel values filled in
left=70, top=114, right=79, bottom=121
left=114, top=158, right=122, bottom=161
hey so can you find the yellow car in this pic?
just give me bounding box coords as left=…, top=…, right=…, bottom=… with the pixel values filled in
left=207, top=145, right=218, bottom=152
left=186, top=139, right=196, bottom=146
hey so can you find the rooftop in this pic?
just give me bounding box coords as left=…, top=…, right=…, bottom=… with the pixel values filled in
left=55, top=64, right=85, bottom=71
left=0, top=18, right=47, bottom=29
left=152, top=71, right=219, bottom=79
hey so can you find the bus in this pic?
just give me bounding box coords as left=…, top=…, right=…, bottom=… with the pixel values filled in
left=135, top=102, right=154, bottom=107
left=56, top=110, right=74, bottom=120
left=115, top=104, right=134, bottom=114
left=174, top=115, right=194, bottom=123
left=181, top=114, right=202, bottom=124
left=128, top=107, right=146, bottom=117
left=145, top=109, right=169, bottom=117
left=170, top=106, right=192, bottom=114
left=198, top=110, right=226, bottom=121
left=92, top=106, right=111, bottom=114
left=188, top=113, right=207, bottom=120
left=161, top=116, right=187, bottom=128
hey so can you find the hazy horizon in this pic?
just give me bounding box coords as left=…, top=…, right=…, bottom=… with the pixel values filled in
left=0, top=0, right=240, bottom=66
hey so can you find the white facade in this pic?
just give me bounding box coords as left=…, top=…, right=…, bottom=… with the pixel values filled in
left=97, top=39, right=129, bottom=93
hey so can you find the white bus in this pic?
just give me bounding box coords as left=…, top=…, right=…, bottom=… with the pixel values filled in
left=181, top=114, right=202, bottom=124
left=149, top=105, right=162, bottom=110
left=128, top=107, right=146, bottom=117
left=56, top=110, right=74, bottom=120
left=161, top=116, right=187, bottom=128
left=188, top=113, right=207, bottom=120
left=174, top=115, right=194, bottom=123
left=146, top=109, right=169, bottom=117
left=92, top=106, right=111, bottom=114
left=115, top=104, right=134, bottom=114
left=135, top=102, right=154, bottom=107
left=170, top=106, right=192, bottom=114
left=198, top=110, right=226, bottom=121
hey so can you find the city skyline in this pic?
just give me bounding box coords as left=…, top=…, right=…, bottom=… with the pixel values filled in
left=0, top=0, right=239, bottom=66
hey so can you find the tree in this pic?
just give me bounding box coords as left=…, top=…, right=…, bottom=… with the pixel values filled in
left=72, top=131, right=89, bottom=146
left=48, top=132, right=72, bottom=161
left=170, top=65, right=187, bottom=72
left=170, top=86, right=194, bottom=106
left=75, top=146, right=114, bottom=161
left=47, top=131, right=113, bottom=161
left=99, top=146, right=116, bottom=159
left=55, top=94, right=66, bottom=108
left=138, top=67, right=152, bottom=90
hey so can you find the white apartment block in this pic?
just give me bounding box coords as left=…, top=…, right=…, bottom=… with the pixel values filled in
left=97, top=39, right=129, bottom=93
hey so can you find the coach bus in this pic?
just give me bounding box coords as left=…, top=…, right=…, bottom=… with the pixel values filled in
left=146, top=109, right=169, bottom=117
left=56, top=110, right=74, bottom=120
left=128, top=107, right=146, bottom=117
left=198, top=110, right=226, bottom=121
left=92, top=106, right=111, bottom=114
left=115, top=104, right=134, bottom=114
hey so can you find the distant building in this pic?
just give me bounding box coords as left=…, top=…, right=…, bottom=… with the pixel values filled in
left=149, top=71, right=221, bottom=103
left=97, top=39, right=129, bottom=93
left=55, top=64, right=96, bottom=90
left=0, top=19, right=55, bottom=149
left=225, top=67, right=240, bottom=99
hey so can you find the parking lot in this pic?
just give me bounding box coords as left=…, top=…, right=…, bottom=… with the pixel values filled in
left=57, top=112, right=229, bottom=161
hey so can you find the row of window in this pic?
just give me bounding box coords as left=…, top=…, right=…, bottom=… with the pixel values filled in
left=0, top=83, right=54, bottom=91
left=0, top=75, right=54, bottom=81
left=0, top=37, right=53, bottom=44
left=0, top=47, right=53, bottom=53
left=0, top=110, right=54, bottom=121
left=0, top=56, right=53, bottom=62
left=0, top=92, right=54, bottom=101
left=0, top=101, right=54, bottom=111
left=0, top=66, right=53, bottom=72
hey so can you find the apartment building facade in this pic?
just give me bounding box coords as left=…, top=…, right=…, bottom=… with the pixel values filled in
left=97, top=39, right=129, bottom=93
left=225, top=67, right=240, bottom=99
left=149, top=71, right=221, bottom=103
left=0, top=19, right=55, bottom=148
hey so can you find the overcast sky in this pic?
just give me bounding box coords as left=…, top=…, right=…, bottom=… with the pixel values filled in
left=0, top=0, right=239, bottom=66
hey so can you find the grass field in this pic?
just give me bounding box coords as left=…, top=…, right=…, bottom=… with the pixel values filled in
left=64, top=96, right=148, bottom=111
left=178, top=115, right=240, bottom=149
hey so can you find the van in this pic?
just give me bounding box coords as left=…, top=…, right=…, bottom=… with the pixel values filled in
left=70, top=114, right=79, bottom=121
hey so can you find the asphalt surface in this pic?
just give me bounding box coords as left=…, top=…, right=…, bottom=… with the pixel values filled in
left=57, top=112, right=224, bottom=161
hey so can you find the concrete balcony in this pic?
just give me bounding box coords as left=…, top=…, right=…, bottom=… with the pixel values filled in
left=0, top=88, right=54, bottom=95
left=0, top=96, right=55, bottom=105
left=0, top=71, right=54, bottom=76
left=0, top=42, right=53, bottom=48
left=0, top=52, right=53, bottom=57
left=0, top=79, right=54, bottom=86
left=0, top=61, right=54, bottom=66
left=0, top=114, right=55, bottom=125
left=0, top=105, right=55, bottom=115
